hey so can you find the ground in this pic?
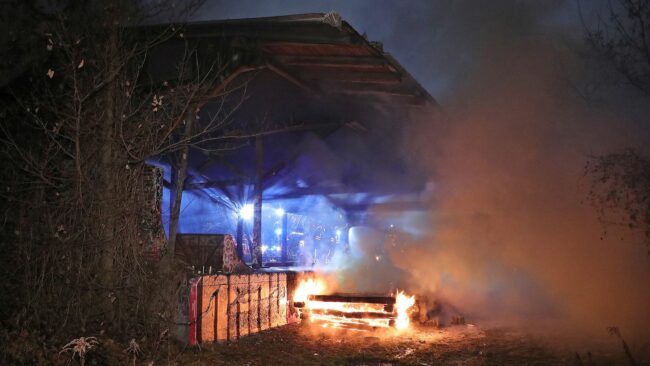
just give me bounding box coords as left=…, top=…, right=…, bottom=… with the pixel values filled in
left=169, top=323, right=647, bottom=366
left=7, top=323, right=647, bottom=365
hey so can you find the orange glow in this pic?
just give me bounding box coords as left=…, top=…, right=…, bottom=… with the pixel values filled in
left=293, top=278, right=327, bottom=303
left=395, top=290, right=416, bottom=330
left=293, top=277, right=416, bottom=331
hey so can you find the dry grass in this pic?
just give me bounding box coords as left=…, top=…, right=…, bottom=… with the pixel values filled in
left=3, top=323, right=648, bottom=365
left=173, top=323, right=649, bottom=366
left=59, top=336, right=98, bottom=366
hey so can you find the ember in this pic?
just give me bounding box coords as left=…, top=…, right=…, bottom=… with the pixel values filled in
left=293, top=278, right=416, bottom=331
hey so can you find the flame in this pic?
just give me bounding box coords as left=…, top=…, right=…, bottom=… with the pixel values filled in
left=293, top=278, right=327, bottom=303
left=394, top=290, right=416, bottom=330
left=308, top=300, right=392, bottom=329
left=293, top=277, right=417, bottom=332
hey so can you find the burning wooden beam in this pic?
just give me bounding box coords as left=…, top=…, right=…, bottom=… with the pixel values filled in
left=292, top=279, right=416, bottom=331
left=310, top=319, right=383, bottom=332
left=308, top=309, right=396, bottom=319
left=307, top=294, right=396, bottom=305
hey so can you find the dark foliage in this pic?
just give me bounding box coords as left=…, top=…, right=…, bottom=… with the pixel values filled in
left=586, top=148, right=650, bottom=254
left=584, top=0, right=650, bottom=94
left=0, top=1, right=227, bottom=363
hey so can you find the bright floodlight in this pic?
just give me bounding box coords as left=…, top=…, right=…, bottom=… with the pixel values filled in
left=239, top=204, right=254, bottom=220
left=274, top=228, right=283, bottom=236
left=275, top=207, right=285, bottom=217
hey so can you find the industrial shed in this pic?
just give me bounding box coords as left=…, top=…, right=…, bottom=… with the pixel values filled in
left=142, top=13, right=438, bottom=343
left=146, top=12, right=437, bottom=266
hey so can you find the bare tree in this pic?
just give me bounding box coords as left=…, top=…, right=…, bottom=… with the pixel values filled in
left=581, top=1, right=650, bottom=256
left=0, top=0, right=253, bottom=347
left=583, top=0, right=650, bottom=94
left=586, top=149, right=650, bottom=254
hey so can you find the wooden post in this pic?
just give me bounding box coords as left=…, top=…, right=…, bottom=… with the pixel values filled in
left=167, top=106, right=195, bottom=258
left=236, top=216, right=244, bottom=261
left=281, top=212, right=288, bottom=262
left=252, top=135, right=264, bottom=268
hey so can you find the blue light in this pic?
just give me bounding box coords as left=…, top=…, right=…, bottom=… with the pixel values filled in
left=275, top=207, right=285, bottom=217
left=336, top=229, right=342, bottom=236
left=261, top=245, right=268, bottom=253
left=239, top=204, right=254, bottom=221
left=274, top=228, right=283, bottom=236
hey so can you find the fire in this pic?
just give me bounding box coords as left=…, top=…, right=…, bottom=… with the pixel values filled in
left=293, top=278, right=416, bottom=331
left=394, top=290, right=416, bottom=330
left=293, top=278, right=327, bottom=303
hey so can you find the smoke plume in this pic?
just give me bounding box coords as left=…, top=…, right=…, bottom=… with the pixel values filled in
left=395, top=40, right=650, bottom=341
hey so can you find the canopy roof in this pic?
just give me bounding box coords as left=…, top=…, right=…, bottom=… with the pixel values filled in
left=146, top=13, right=439, bottom=215
left=146, top=12, right=436, bottom=107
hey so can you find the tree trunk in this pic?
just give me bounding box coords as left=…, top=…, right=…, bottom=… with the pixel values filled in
left=167, top=106, right=195, bottom=258
left=99, top=27, right=118, bottom=281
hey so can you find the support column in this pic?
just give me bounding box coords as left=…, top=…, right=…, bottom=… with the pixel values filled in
left=252, top=135, right=264, bottom=268
left=281, top=212, right=288, bottom=263
left=236, top=216, right=244, bottom=261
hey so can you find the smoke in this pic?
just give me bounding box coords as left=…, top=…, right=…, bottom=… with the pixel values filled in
left=295, top=0, right=650, bottom=343
left=327, top=38, right=650, bottom=343
left=195, top=0, right=650, bottom=341
left=391, top=38, right=650, bottom=343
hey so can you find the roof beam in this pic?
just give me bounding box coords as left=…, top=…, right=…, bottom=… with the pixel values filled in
left=266, top=62, right=315, bottom=93
left=299, top=69, right=401, bottom=84
left=331, top=89, right=425, bottom=105
left=186, top=178, right=245, bottom=190
left=263, top=42, right=375, bottom=57
left=264, top=186, right=358, bottom=200
left=273, top=55, right=396, bottom=72
left=204, top=65, right=264, bottom=100
left=318, top=81, right=426, bottom=103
